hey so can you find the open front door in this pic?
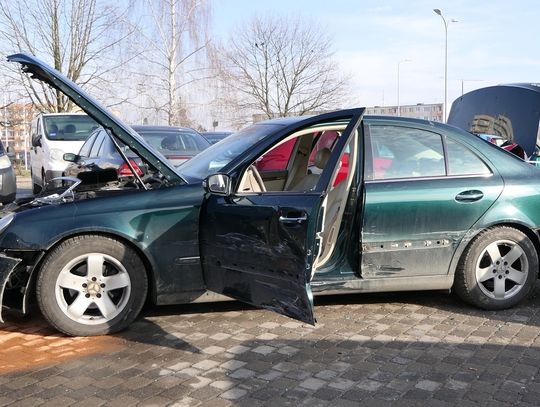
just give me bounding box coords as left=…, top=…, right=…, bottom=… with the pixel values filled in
left=199, top=109, right=364, bottom=324
left=200, top=193, right=324, bottom=324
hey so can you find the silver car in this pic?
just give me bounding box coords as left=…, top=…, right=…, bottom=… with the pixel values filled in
left=0, top=141, right=16, bottom=204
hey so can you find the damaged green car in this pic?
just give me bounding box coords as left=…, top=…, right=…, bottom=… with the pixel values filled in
left=1, top=53, right=540, bottom=336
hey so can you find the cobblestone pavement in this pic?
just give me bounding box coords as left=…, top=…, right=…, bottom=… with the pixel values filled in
left=1, top=284, right=540, bottom=407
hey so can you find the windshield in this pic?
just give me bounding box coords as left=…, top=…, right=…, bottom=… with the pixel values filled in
left=44, top=115, right=99, bottom=141
left=179, top=123, right=284, bottom=181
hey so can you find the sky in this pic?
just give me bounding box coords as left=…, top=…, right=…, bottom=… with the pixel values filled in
left=212, top=0, right=540, bottom=111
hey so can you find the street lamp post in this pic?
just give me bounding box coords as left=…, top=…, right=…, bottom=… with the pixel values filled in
left=397, top=59, right=411, bottom=116
left=433, top=9, right=457, bottom=123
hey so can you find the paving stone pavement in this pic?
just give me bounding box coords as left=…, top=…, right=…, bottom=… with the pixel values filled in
left=1, top=284, right=540, bottom=406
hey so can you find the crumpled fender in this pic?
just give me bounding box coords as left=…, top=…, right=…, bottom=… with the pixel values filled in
left=0, top=254, right=22, bottom=323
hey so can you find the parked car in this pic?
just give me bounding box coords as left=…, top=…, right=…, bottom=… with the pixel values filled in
left=2, top=53, right=540, bottom=337
left=63, top=125, right=209, bottom=186
left=202, top=131, right=233, bottom=144
left=132, top=125, right=210, bottom=166
left=29, top=112, right=99, bottom=193
left=0, top=140, right=16, bottom=204
left=63, top=126, right=148, bottom=185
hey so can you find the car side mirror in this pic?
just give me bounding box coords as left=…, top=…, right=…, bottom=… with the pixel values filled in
left=204, top=174, right=231, bottom=196
left=63, top=153, right=79, bottom=162
left=31, top=134, right=41, bottom=147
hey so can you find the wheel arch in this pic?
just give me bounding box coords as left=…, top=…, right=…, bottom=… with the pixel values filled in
left=451, top=222, right=539, bottom=310
left=35, top=230, right=158, bottom=305
left=450, top=221, right=540, bottom=282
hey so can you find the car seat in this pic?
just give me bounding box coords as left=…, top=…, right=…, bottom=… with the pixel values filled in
left=64, top=124, right=76, bottom=134
left=48, top=124, right=58, bottom=134
left=161, top=135, right=177, bottom=150
left=289, top=147, right=332, bottom=191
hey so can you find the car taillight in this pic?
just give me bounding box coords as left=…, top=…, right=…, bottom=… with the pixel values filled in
left=118, top=160, right=143, bottom=176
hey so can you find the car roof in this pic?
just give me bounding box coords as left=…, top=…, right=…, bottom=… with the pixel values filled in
left=40, top=112, right=88, bottom=116
left=258, top=113, right=449, bottom=130
left=131, top=125, right=200, bottom=133
left=256, top=116, right=311, bottom=126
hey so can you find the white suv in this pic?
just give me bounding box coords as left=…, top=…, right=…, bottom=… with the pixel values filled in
left=30, top=113, right=98, bottom=193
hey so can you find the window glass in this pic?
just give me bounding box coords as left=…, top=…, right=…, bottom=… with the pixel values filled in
left=97, top=136, right=107, bottom=156
left=250, top=131, right=347, bottom=192
left=446, top=138, right=491, bottom=176
left=256, top=138, right=297, bottom=171
left=78, top=132, right=98, bottom=157
left=256, top=130, right=340, bottom=174
left=331, top=136, right=353, bottom=189
left=43, top=115, right=99, bottom=141
left=89, top=131, right=106, bottom=158
left=308, top=130, right=340, bottom=165
left=179, top=123, right=283, bottom=180
left=368, top=125, right=445, bottom=180
left=139, top=130, right=210, bottom=154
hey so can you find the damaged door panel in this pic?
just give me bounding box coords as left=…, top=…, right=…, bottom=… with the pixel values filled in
left=200, top=193, right=322, bottom=325
left=361, top=120, right=504, bottom=278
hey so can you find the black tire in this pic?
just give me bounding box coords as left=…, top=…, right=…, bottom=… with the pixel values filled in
left=32, top=183, right=41, bottom=194
left=36, top=235, right=148, bottom=336
left=31, top=171, right=41, bottom=194
left=453, top=226, right=537, bottom=310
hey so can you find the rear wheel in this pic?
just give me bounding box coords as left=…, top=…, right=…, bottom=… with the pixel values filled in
left=36, top=235, right=148, bottom=336
left=453, top=227, right=537, bottom=310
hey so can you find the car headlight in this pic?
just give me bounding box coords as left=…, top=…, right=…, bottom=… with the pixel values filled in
left=50, top=148, right=65, bottom=162
left=0, top=155, right=11, bottom=170
left=0, top=213, right=14, bottom=234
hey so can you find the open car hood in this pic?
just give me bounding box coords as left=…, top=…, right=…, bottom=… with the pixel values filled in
left=448, top=84, right=540, bottom=157
left=8, top=52, right=184, bottom=183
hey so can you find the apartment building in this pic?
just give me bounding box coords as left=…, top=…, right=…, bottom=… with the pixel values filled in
left=365, top=103, right=443, bottom=122
left=0, top=102, right=36, bottom=162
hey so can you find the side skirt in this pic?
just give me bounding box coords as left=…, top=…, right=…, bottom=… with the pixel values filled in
left=311, top=274, right=454, bottom=295
left=159, top=275, right=454, bottom=306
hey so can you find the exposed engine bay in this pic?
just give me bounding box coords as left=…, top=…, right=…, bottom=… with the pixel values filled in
left=16, top=172, right=171, bottom=207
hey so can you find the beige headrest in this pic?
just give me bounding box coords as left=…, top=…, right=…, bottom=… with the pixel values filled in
left=314, top=147, right=332, bottom=169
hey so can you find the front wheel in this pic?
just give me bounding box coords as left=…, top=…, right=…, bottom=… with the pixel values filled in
left=453, top=227, right=537, bottom=310
left=36, top=235, right=148, bottom=336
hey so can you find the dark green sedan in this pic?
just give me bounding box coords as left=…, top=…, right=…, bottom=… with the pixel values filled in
left=1, top=53, right=539, bottom=337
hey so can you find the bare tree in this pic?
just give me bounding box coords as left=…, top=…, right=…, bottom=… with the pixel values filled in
left=221, top=15, right=348, bottom=120
left=133, top=0, right=213, bottom=126
left=0, top=0, right=135, bottom=113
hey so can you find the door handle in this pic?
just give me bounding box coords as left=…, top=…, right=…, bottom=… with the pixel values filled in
left=455, top=190, right=484, bottom=202
left=279, top=213, right=308, bottom=224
